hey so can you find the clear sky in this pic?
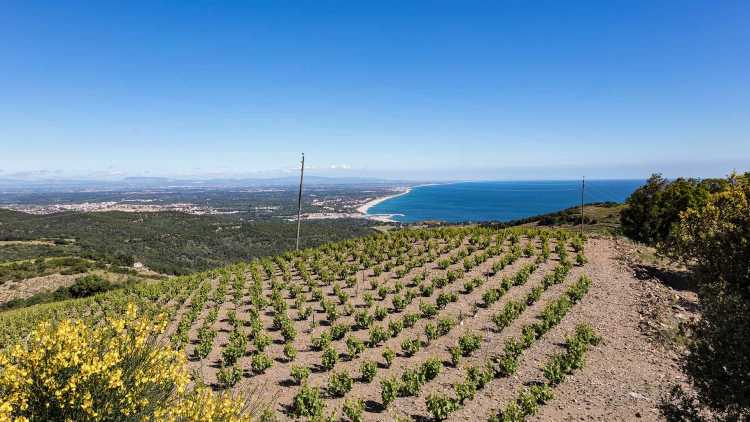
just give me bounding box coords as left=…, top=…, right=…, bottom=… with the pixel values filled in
left=1, top=1, right=748, bottom=181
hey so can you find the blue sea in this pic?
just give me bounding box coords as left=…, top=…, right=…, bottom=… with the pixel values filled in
left=368, top=180, right=644, bottom=223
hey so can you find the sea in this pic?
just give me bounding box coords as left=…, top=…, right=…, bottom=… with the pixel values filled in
left=367, top=180, right=644, bottom=223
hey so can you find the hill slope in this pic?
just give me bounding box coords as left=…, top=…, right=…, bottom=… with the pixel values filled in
left=0, top=226, right=692, bottom=421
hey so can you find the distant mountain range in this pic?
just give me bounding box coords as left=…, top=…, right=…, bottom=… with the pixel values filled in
left=0, top=175, right=417, bottom=192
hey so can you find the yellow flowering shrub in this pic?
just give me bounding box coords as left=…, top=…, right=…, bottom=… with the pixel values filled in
left=0, top=304, right=250, bottom=422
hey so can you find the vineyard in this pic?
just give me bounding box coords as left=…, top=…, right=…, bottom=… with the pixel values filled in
left=0, top=225, right=673, bottom=421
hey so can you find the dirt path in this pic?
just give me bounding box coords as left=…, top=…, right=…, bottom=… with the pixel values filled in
left=525, top=237, right=691, bottom=422
left=393, top=236, right=692, bottom=422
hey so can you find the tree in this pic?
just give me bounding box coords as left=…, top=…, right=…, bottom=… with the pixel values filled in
left=621, top=174, right=712, bottom=245
left=661, top=173, right=750, bottom=420
left=621, top=174, right=669, bottom=243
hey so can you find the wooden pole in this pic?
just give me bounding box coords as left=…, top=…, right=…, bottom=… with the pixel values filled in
left=580, top=176, right=585, bottom=236
left=296, top=153, right=305, bottom=251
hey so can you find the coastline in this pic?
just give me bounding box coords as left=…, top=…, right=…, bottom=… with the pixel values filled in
left=355, top=186, right=413, bottom=215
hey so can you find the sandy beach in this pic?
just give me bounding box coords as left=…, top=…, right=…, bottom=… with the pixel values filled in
left=355, top=187, right=412, bottom=215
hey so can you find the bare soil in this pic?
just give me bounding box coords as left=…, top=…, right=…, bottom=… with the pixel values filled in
left=166, top=235, right=697, bottom=421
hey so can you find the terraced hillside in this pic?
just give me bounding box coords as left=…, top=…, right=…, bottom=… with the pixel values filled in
left=0, top=226, right=684, bottom=421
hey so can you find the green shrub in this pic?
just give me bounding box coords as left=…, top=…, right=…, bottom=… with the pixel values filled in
left=327, top=371, right=353, bottom=397
left=463, top=280, right=476, bottom=293
left=493, top=401, right=523, bottom=422
left=420, top=357, right=443, bottom=381
left=402, top=312, right=420, bottom=328
left=374, top=305, right=388, bottom=321
left=290, top=365, right=311, bottom=385
left=526, top=286, right=543, bottom=306
left=419, top=301, right=438, bottom=319
left=343, top=397, right=365, bottom=422
left=292, top=384, right=325, bottom=418
left=281, top=320, right=297, bottom=342
left=329, top=322, right=350, bottom=340
left=254, top=333, right=272, bottom=352
left=217, top=365, right=242, bottom=388
left=482, top=289, right=500, bottom=307
left=492, top=353, right=519, bottom=377
left=355, top=310, right=374, bottom=329
left=382, top=347, right=396, bottom=367
left=283, top=343, right=297, bottom=362
left=399, top=368, right=424, bottom=396
left=311, top=332, right=332, bottom=351
left=388, top=319, right=404, bottom=337
left=392, top=294, right=408, bottom=311
left=346, top=336, right=365, bottom=359
left=575, top=252, right=587, bottom=266
left=620, top=174, right=715, bottom=245
left=368, top=325, right=388, bottom=346
left=517, top=388, right=540, bottom=416
left=449, top=346, right=462, bottom=367
left=381, top=377, right=400, bottom=407
left=251, top=352, right=273, bottom=374
left=67, top=274, right=114, bottom=298
left=360, top=360, right=377, bottom=383
left=401, top=338, right=421, bottom=357
left=321, top=347, right=339, bottom=371
left=437, top=316, right=456, bottom=336
left=426, top=393, right=458, bottom=421
left=454, top=380, right=476, bottom=404
left=458, top=333, right=482, bottom=356
left=424, top=323, right=439, bottom=343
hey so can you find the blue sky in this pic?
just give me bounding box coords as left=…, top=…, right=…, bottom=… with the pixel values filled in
left=1, top=1, right=748, bottom=181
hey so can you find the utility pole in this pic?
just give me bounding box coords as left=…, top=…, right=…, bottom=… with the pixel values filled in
left=296, top=153, right=305, bottom=251
left=580, top=176, right=585, bottom=236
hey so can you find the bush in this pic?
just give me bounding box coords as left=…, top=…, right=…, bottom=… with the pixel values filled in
left=381, top=377, right=400, bottom=407
left=290, top=365, right=311, bottom=385
left=311, top=332, right=332, bottom=351
left=374, top=305, right=388, bottom=321
left=368, top=325, right=388, bottom=346
left=382, top=347, right=396, bottom=367
left=292, top=384, right=325, bottom=418
left=402, top=312, right=420, bottom=328
left=458, top=333, right=482, bottom=356
left=399, top=368, right=424, bottom=396
left=449, top=346, right=462, bottom=367
left=254, top=332, right=272, bottom=352
left=426, top=393, right=458, bottom=421
left=401, top=338, right=421, bottom=357
left=343, top=397, right=365, bottom=422
left=346, top=336, right=365, bottom=359
left=251, top=352, right=273, bottom=374
left=217, top=365, right=243, bottom=388
left=424, top=323, right=439, bottom=343
left=280, top=320, right=297, bottom=343
left=388, top=319, right=404, bottom=337
left=321, top=347, right=339, bottom=371
left=492, top=353, right=519, bottom=378
left=360, top=360, right=377, bottom=383
left=660, top=173, right=750, bottom=419
left=327, top=371, right=353, bottom=397
left=355, top=310, right=374, bottom=329
left=419, top=301, right=438, bottom=319
left=454, top=380, right=476, bottom=404
left=466, top=364, right=493, bottom=389
left=420, top=357, right=443, bottom=381
left=67, top=274, right=114, bottom=298
left=0, top=304, right=248, bottom=421
left=283, top=343, right=297, bottom=362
